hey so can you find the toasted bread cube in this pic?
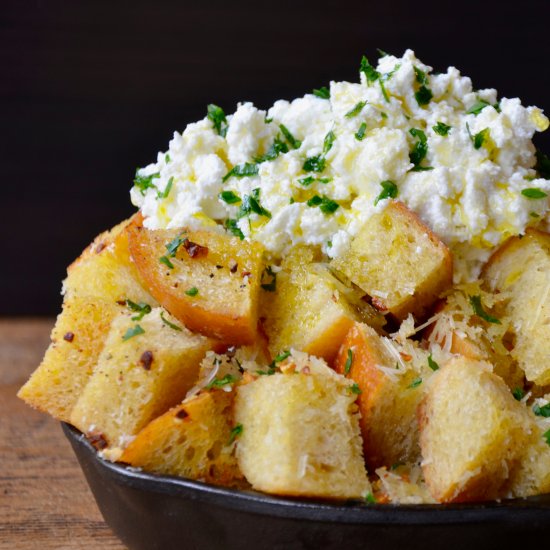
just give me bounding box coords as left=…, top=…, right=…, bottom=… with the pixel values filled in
left=482, top=229, right=550, bottom=385
left=334, top=322, right=428, bottom=469
left=507, top=435, right=550, bottom=498
left=126, top=220, right=264, bottom=345
left=263, top=248, right=383, bottom=364
left=17, top=297, right=121, bottom=422
left=64, top=216, right=156, bottom=306
left=70, top=307, right=214, bottom=453
left=418, top=357, right=533, bottom=503
left=330, top=201, right=452, bottom=321
left=234, top=357, right=370, bottom=499
left=120, top=390, right=243, bottom=486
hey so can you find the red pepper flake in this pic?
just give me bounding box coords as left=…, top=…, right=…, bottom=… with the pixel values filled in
left=63, top=332, right=75, bottom=342
left=95, top=242, right=107, bottom=254
left=139, top=350, right=154, bottom=370
left=116, top=300, right=127, bottom=306
left=400, top=352, right=412, bottom=362
left=371, top=297, right=388, bottom=312
left=229, top=260, right=238, bottom=273
left=175, top=409, right=189, bottom=420
left=241, top=271, right=251, bottom=278
left=88, top=432, right=108, bottom=451
left=183, top=239, right=208, bottom=259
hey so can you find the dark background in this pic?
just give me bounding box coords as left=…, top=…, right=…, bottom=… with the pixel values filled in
left=3, top=0, right=550, bottom=315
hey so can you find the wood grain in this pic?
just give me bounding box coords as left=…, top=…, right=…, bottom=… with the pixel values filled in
left=0, top=318, right=125, bottom=550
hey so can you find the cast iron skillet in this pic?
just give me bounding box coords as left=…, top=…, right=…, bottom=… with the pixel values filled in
left=63, top=423, right=550, bottom=550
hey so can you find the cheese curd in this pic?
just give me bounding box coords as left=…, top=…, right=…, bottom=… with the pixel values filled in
left=130, top=49, right=550, bottom=281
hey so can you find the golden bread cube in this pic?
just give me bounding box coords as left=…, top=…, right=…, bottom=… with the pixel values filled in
left=126, top=219, right=264, bottom=345
left=482, top=229, right=550, bottom=385
left=64, top=216, right=156, bottom=306
left=70, top=307, right=214, bottom=452
left=334, top=322, right=429, bottom=470
left=17, top=297, right=121, bottom=422
left=506, top=435, right=550, bottom=498
left=330, top=201, right=452, bottom=321
left=418, top=356, right=533, bottom=503
left=234, top=356, right=370, bottom=499
left=120, top=390, right=243, bottom=487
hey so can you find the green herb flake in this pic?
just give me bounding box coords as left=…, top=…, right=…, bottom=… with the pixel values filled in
left=223, top=162, right=259, bottom=183
left=159, top=255, right=175, bottom=269
left=261, top=265, right=277, bottom=292
left=345, top=101, right=367, bottom=118
left=157, top=176, right=174, bottom=199
left=165, top=154, right=171, bottom=163
left=318, top=177, right=331, bottom=184
left=303, top=155, right=326, bottom=173
left=206, top=374, right=236, bottom=389
left=238, top=192, right=272, bottom=219
left=312, top=86, right=330, bottom=99
left=355, top=122, right=367, bottom=141
left=228, top=424, right=243, bottom=444
left=256, top=367, right=276, bottom=376
left=224, top=219, right=245, bottom=240
left=360, top=56, right=380, bottom=84
left=298, top=176, right=315, bottom=187
left=544, top=429, right=550, bottom=446
left=273, top=350, right=291, bottom=364
left=407, top=377, right=422, bottom=389
left=185, top=287, right=199, bottom=297
left=473, top=128, right=490, bottom=150
left=427, top=354, right=440, bottom=372
left=535, top=150, right=550, bottom=179
left=380, top=112, right=388, bottom=119
left=512, top=387, right=525, bottom=401
left=521, top=188, right=548, bottom=199
left=344, top=348, right=353, bottom=375
left=207, top=104, right=228, bottom=137
left=122, top=324, right=145, bottom=341
left=307, top=194, right=340, bottom=214
left=374, top=180, right=398, bottom=205
left=433, top=122, right=451, bottom=136
left=409, top=128, right=428, bottom=168
left=349, top=383, right=362, bottom=395
left=414, top=66, right=428, bottom=85
left=379, top=80, right=390, bottom=102
left=323, top=130, right=336, bottom=154
left=254, top=137, right=289, bottom=163
left=466, top=100, right=491, bottom=116
left=133, top=170, right=160, bottom=196
left=415, top=85, right=433, bottom=106
left=160, top=311, right=182, bottom=331
left=530, top=211, right=541, bottom=218
left=364, top=492, right=377, bottom=505
left=165, top=233, right=187, bottom=258
left=307, top=195, right=323, bottom=207
left=126, top=300, right=152, bottom=321
left=469, top=295, right=501, bottom=324
left=533, top=403, right=550, bottom=417
left=280, top=124, right=302, bottom=149
left=219, top=190, right=242, bottom=204
left=377, top=48, right=390, bottom=57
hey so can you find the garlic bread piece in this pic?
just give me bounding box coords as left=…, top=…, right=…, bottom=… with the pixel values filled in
left=120, top=390, right=243, bottom=487
left=234, top=353, right=370, bottom=499
left=418, top=356, right=533, bottom=503
left=482, top=229, right=550, bottom=386
left=330, top=201, right=452, bottom=321
left=126, top=221, right=264, bottom=345
left=70, top=307, right=214, bottom=455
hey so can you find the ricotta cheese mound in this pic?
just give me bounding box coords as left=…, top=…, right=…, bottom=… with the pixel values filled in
left=130, top=49, right=550, bottom=281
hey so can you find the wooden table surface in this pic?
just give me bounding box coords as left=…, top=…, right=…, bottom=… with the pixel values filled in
left=0, top=318, right=125, bottom=549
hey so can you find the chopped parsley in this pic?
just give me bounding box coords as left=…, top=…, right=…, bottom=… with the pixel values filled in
left=323, top=130, right=336, bottom=154
left=544, top=429, right=550, bottom=447
left=185, top=287, right=199, bottom=297
left=219, top=190, right=242, bottom=204
left=535, top=150, right=550, bottom=179
left=374, top=180, right=398, bottom=205
left=256, top=366, right=277, bottom=376
left=312, top=86, right=330, bottom=99
left=409, top=128, right=430, bottom=170
left=280, top=124, right=301, bottom=149
left=360, top=56, right=380, bottom=84
left=433, top=122, right=451, bottom=136
left=533, top=403, right=550, bottom=417
left=469, top=295, right=501, bottom=324
left=260, top=265, right=277, bottom=292
left=466, top=100, right=500, bottom=116
left=427, top=354, right=440, bottom=372
left=207, top=104, right=228, bottom=137
left=273, top=350, right=291, bottom=363
left=165, top=154, right=171, bottom=163
left=206, top=374, right=236, bottom=389
left=159, top=256, right=174, bottom=269
left=165, top=233, right=188, bottom=256
left=157, top=176, right=174, bottom=199
left=299, top=176, right=315, bottom=186
left=466, top=123, right=490, bottom=150
left=133, top=170, right=160, bottom=196
left=254, top=137, right=289, bottom=163
left=224, top=219, right=245, bottom=240
left=126, top=300, right=152, bottom=321
left=414, top=66, right=428, bottom=85
left=364, top=492, right=377, bottom=504
left=160, top=311, right=182, bottom=331
left=307, top=194, right=340, bottom=214
left=530, top=211, right=541, bottom=218
left=303, top=155, right=326, bottom=173
left=355, top=122, right=367, bottom=141
left=521, top=188, right=548, bottom=199
left=407, top=377, right=422, bottom=389
left=412, top=66, right=432, bottom=106
left=223, top=162, right=259, bottom=182
left=122, top=324, right=145, bottom=341
left=512, top=387, right=525, bottom=401
left=228, top=424, right=243, bottom=444
left=344, top=348, right=353, bottom=375
left=237, top=191, right=272, bottom=219
left=345, top=101, right=367, bottom=118
left=349, top=383, right=362, bottom=395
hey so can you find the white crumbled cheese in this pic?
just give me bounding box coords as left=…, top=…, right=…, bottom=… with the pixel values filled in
left=130, top=49, right=550, bottom=281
